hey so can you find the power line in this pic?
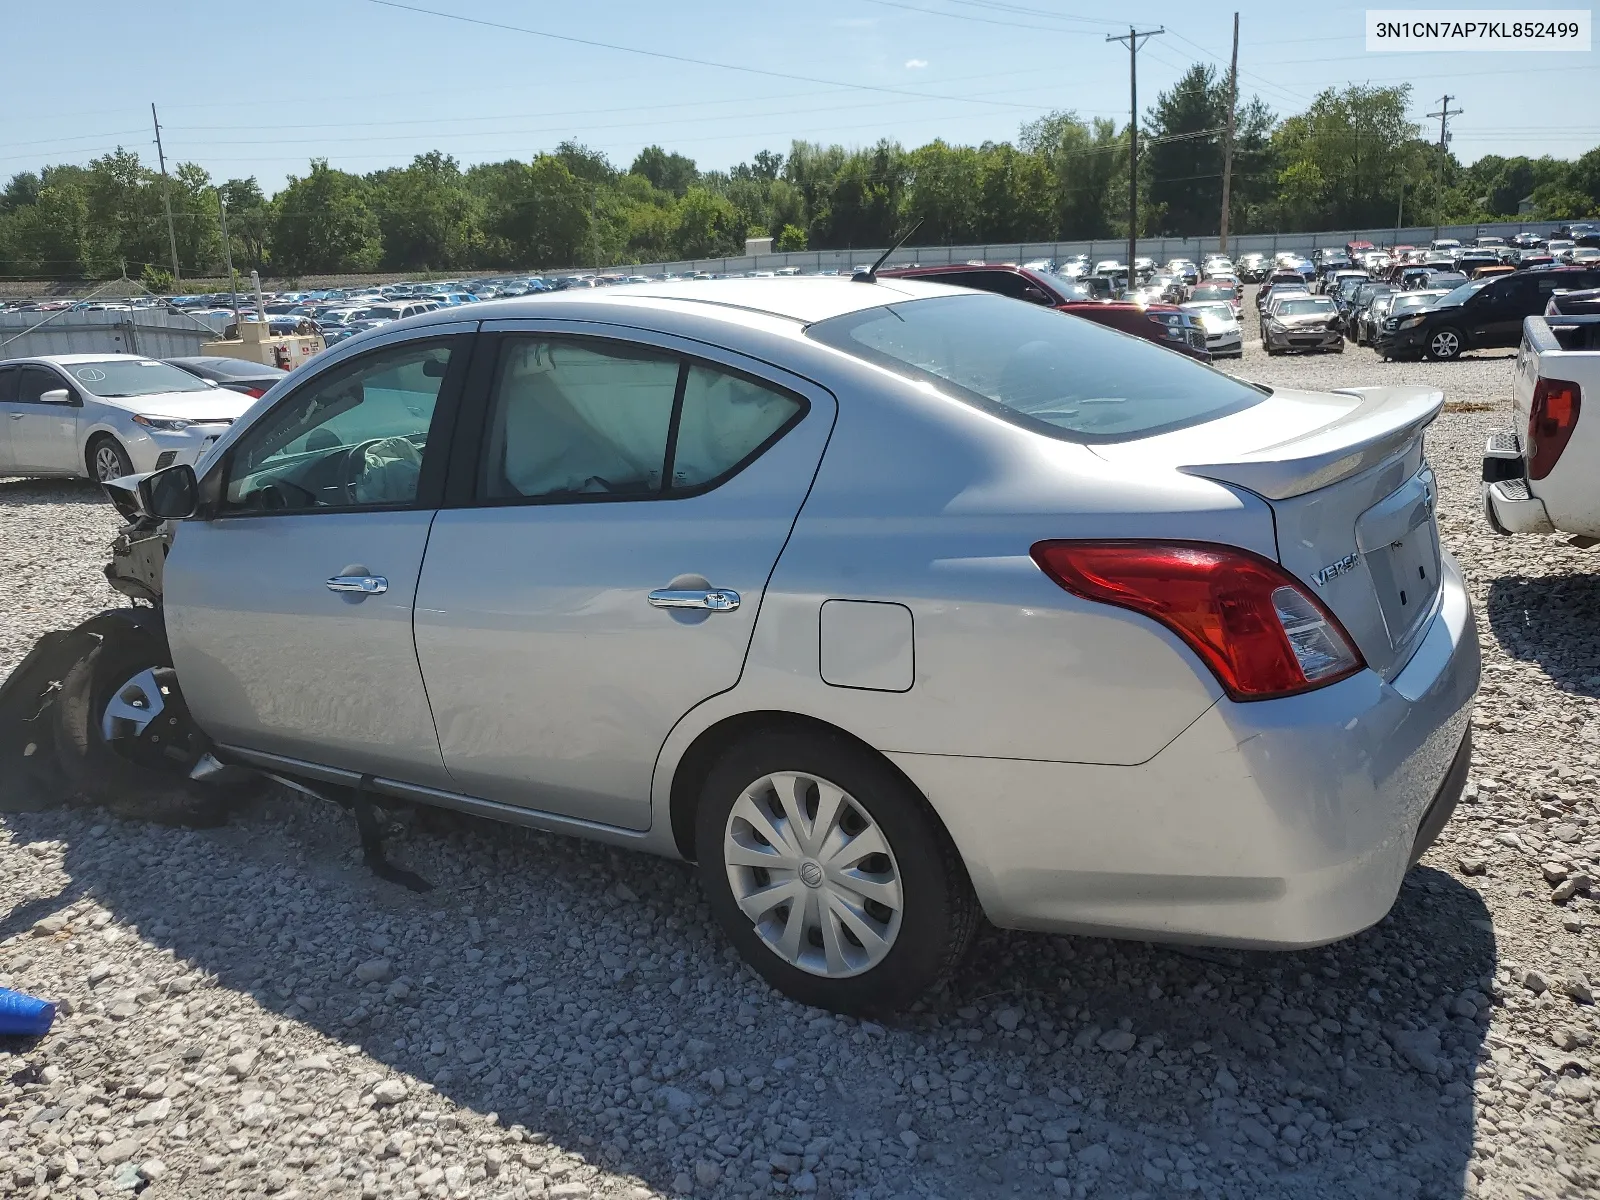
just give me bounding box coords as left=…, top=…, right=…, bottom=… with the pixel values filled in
left=363, top=0, right=1051, bottom=111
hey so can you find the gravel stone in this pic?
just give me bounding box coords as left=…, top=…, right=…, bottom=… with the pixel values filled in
left=4, top=321, right=1599, bottom=1198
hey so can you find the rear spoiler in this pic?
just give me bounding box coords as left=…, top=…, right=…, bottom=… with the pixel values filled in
left=1178, top=385, right=1443, bottom=500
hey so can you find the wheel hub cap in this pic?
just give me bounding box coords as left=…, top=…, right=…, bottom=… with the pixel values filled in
left=101, top=669, right=166, bottom=741
left=724, top=770, right=904, bottom=979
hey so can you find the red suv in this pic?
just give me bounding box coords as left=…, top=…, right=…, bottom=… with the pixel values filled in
left=878, top=264, right=1211, bottom=362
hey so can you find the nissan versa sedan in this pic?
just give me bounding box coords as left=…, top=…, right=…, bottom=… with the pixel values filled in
left=74, top=278, right=1478, bottom=1014
left=0, top=354, right=254, bottom=481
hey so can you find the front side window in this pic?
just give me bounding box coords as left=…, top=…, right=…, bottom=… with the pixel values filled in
left=222, top=340, right=454, bottom=513
left=480, top=338, right=805, bottom=502
left=808, top=293, right=1263, bottom=444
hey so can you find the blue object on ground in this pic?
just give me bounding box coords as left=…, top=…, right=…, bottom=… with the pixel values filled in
left=0, top=986, right=56, bottom=1036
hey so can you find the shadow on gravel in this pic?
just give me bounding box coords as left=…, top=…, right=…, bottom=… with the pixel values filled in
left=1486, top=572, right=1600, bottom=694
left=0, top=478, right=107, bottom=507
left=4, top=782, right=1497, bottom=1200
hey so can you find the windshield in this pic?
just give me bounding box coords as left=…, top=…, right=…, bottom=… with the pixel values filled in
left=1438, top=280, right=1491, bottom=307
left=1190, top=286, right=1235, bottom=300
left=1275, top=298, right=1336, bottom=316
left=807, top=294, right=1263, bottom=444
left=65, top=359, right=211, bottom=397
left=1187, top=303, right=1234, bottom=322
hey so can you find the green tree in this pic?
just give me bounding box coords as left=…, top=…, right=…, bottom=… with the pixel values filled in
left=1270, top=84, right=1416, bottom=230
left=905, top=141, right=982, bottom=243
left=673, top=187, right=742, bottom=258
left=368, top=151, right=477, bottom=270
left=1019, top=112, right=1124, bottom=239
left=271, top=160, right=382, bottom=274
left=477, top=155, right=592, bottom=267
left=219, top=177, right=270, bottom=270
left=775, top=223, right=807, bottom=251
left=630, top=146, right=699, bottom=197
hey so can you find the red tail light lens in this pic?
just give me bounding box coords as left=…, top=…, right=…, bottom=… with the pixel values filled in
left=1527, top=377, right=1580, bottom=480
left=1029, top=540, right=1365, bottom=701
left=243, top=386, right=266, bottom=398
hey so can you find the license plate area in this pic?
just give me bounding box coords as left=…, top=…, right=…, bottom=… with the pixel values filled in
left=1357, top=466, right=1442, bottom=647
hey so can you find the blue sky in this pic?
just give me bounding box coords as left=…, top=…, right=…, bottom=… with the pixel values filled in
left=5, top=1, right=1596, bottom=191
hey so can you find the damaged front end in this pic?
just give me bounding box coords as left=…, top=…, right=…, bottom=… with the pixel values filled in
left=101, top=475, right=171, bottom=604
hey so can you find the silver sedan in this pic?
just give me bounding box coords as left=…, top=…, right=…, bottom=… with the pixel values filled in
left=93, top=278, right=1478, bottom=1013
left=0, top=354, right=255, bottom=481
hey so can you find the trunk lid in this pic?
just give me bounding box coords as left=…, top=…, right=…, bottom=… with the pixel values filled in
left=1091, top=384, right=1445, bottom=679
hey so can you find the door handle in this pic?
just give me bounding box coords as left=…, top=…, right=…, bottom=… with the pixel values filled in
left=7, top=413, right=23, bottom=420
left=326, top=575, right=389, bottom=595
left=648, top=588, right=740, bottom=612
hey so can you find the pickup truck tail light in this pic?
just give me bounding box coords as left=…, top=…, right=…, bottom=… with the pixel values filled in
left=1029, top=541, right=1364, bottom=701
left=1527, top=377, right=1581, bottom=480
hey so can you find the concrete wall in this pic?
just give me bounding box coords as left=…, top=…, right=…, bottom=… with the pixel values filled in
left=0, top=310, right=213, bottom=359
left=555, top=219, right=1574, bottom=280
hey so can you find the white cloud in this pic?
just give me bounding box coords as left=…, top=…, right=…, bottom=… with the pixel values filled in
left=905, top=58, right=929, bottom=69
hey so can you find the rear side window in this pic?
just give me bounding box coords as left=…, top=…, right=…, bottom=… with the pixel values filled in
left=808, top=293, right=1263, bottom=444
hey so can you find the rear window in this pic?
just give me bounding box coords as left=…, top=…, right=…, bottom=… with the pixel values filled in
left=806, top=293, right=1263, bottom=444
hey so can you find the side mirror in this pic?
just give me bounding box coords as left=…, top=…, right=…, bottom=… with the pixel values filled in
left=39, top=388, right=72, bottom=404
left=137, top=463, right=199, bottom=519
left=1022, top=286, right=1052, bottom=305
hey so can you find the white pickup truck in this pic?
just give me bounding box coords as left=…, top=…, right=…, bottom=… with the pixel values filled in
left=1483, top=315, right=1600, bottom=542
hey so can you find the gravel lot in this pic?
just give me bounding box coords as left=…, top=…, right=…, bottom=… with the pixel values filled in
left=3, top=301, right=1599, bottom=1200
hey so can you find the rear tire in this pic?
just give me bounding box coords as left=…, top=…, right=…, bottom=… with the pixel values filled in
left=695, top=728, right=977, bottom=1015
left=86, top=436, right=133, bottom=483
left=53, top=620, right=241, bottom=825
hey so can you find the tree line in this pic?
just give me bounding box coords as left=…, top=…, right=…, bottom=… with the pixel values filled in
left=3, top=71, right=1597, bottom=284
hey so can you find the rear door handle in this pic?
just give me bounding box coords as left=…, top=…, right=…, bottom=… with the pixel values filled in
left=327, top=574, right=388, bottom=595
left=7, top=413, right=23, bottom=420
left=648, top=588, right=740, bottom=612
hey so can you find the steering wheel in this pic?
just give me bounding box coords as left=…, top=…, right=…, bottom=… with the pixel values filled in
left=340, top=438, right=387, bottom=504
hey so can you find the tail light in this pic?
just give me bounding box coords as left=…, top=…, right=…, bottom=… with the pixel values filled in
left=1527, top=377, right=1581, bottom=480
left=1030, top=541, right=1365, bottom=701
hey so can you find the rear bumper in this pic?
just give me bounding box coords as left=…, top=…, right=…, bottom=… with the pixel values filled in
left=1481, top=436, right=1555, bottom=534
left=1483, top=479, right=1555, bottom=534
left=893, top=554, right=1479, bottom=949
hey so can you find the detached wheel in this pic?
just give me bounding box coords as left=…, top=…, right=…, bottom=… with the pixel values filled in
left=1427, top=327, right=1464, bottom=361
left=695, top=729, right=977, bottom=1014
left=87, top=436, right=133, bottom=483
left=53, top=620, right=241, bottom=825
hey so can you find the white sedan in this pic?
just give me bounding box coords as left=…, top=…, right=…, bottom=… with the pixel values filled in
left=0, top=354, right=257, bottom=482
left=1181, top=300, right=1244, bottom=357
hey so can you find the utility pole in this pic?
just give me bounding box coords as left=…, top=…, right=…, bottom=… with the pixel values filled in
left=590, top=186, right=601, bottom=270
left=1218, top=12, right=1239, bottom=254
left=1424, top=94, right=1462, bottom=240
left=217, top=190, right=239, bottom=324
left=151, top=103, right=181, bottom=283
left=1108, top=25, right=1164, bottom=289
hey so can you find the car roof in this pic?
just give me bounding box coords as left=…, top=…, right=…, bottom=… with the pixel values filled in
left=402, top=277, right=958, bottom=330
left=2, top=352, right=150, bottom=366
